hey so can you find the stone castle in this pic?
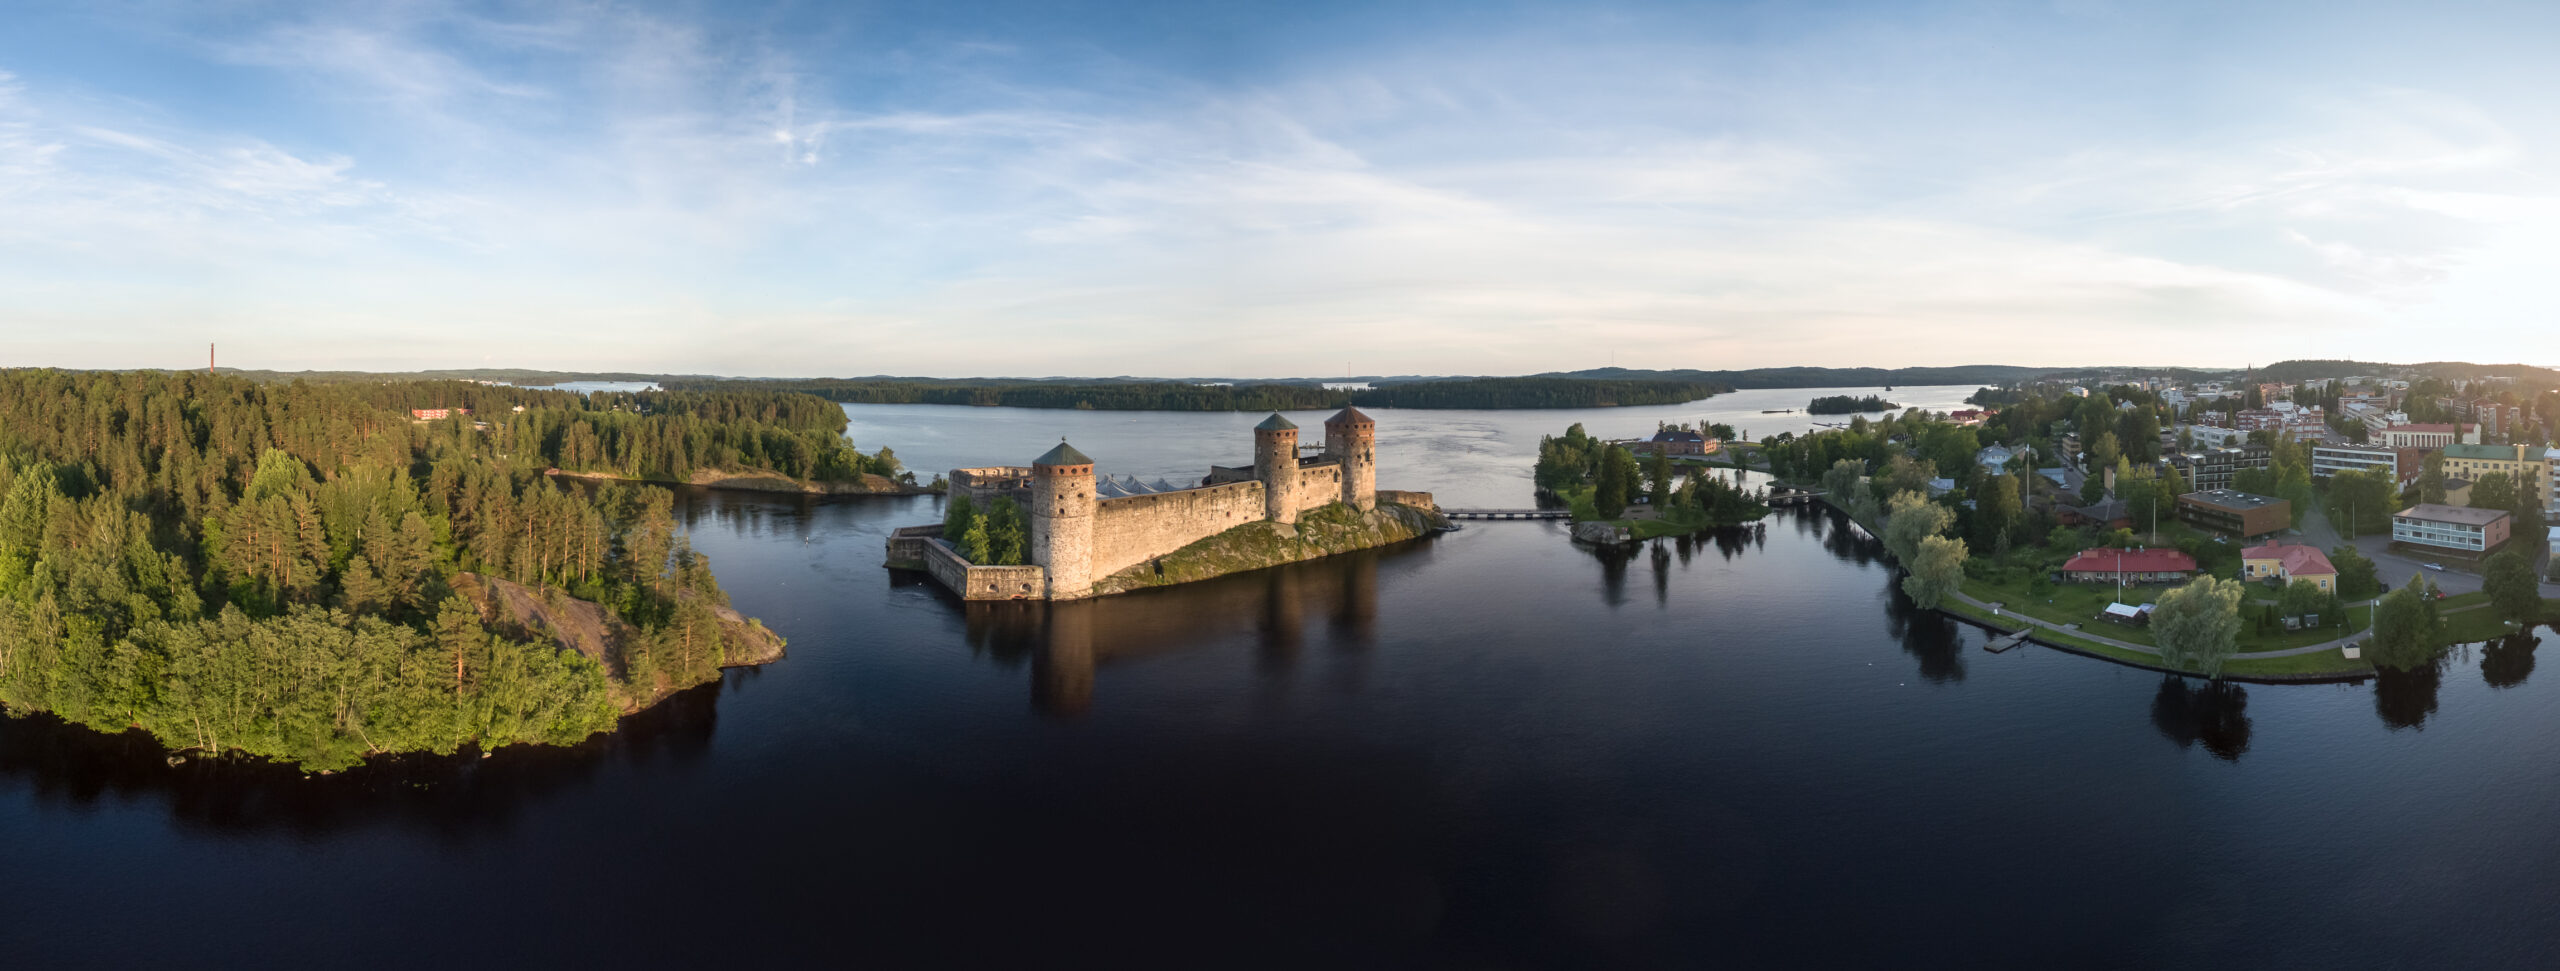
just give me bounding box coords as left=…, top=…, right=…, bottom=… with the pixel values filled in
left=889, top=408, right=1433, bottom=601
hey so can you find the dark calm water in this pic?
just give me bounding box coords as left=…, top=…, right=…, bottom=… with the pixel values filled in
left=6, top=396, right=2556, bottom=968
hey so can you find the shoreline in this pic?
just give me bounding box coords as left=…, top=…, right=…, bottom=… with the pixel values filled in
left=548, top=468, right=938, bottom=497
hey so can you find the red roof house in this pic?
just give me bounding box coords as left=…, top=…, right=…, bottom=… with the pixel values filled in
left=2059, top=547, right=2199, bottom=584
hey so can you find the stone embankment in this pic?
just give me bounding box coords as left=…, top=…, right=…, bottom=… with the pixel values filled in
left=1087, top=501, right=1443, bottom=597
left=452, top=572, right=787, bottom=711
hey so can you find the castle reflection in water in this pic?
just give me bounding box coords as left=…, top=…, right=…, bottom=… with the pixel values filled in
left=944, top=549, right=1384, bottom=716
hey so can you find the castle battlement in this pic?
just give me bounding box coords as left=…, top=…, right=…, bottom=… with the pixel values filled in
left=898, top=409, right=1405, bottom=601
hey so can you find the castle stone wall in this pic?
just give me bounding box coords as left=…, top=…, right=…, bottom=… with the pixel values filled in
left=1376, top=490, right=1437, bottom=513
left=1295, top=461, right=1345, bottom=514
left=884, top=524, right=944, bottom=569
left=1090, top=481, right=1267, bottom=580
left=948, top=466, right=1035, bottom=511
left=923, top=539, right=1049, bottom=600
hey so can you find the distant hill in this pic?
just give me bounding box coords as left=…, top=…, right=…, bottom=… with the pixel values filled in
left=1531, top=365, right=2060, bottom=389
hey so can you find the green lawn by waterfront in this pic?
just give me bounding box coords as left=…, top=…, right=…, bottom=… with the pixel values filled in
left=1960, top=573, right=2369, bottom=651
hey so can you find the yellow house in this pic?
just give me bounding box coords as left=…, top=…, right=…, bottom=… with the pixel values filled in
left=2241, top=541, right=2337, bottom=592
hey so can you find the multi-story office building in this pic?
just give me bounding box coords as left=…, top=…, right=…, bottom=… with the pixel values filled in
left=2381, top=423, right=2481, bottom=449
left=2161, top=445, right=2271, bottom=492
left=2309, top=443, right=2423, bottom=481
left=2178, top=489, right=2291, bottom=538
left=2392, top=503, right=2512, bottom=559
left=2440, top=444, right=2548, bottom=506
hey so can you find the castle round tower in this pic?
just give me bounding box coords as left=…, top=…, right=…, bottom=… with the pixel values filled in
left=1029, top=440, right=1096, bottom=599
left=1253, top=413, right=1301, bottom=525
left=1323, top=406, right=1377, bottom=511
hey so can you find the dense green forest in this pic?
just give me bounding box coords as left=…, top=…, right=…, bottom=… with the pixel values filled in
left=663, top=376, right=1725, bottom=411
left=0, top=370, right=841, bottom=769
left=1806, top=394, right=1900, bottom=414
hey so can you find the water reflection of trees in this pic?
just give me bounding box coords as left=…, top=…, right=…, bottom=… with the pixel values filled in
left=1880, top=574, right=1965, bottom=682
left=2374, top=661, right=2444, bottom=731
left=2149, top=676, right=2252, bottom=760
left=2481, top=631, right=2539, bottom=689
left=0, top=678, right=725, bottom=836
left=952, top=548, right=1388, bottom=717
left=1809, top=507, right=1882, bottom=567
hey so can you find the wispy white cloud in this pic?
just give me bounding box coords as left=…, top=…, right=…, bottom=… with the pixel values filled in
left=4, top=4, right=2559, bottom=374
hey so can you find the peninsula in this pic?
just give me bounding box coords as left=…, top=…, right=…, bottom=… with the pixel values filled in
left=0, top=370, right=794, bottom=770
left=886, top=409, right=1444, bottom=599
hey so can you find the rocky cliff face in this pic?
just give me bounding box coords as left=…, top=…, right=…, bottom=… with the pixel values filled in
left=452, top=572, right=787, bottom=712
left=1087, top=501, right=1442, bottom=597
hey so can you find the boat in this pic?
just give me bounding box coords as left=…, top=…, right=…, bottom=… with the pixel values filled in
left=1761, top=409, right=1793, bottom=414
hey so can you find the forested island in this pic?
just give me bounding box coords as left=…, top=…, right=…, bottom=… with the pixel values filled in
left=1806, top=394, right=1899, bottom=414
left=1533, top=424, right=1769, bottom=539
left=0, top=370, right=899, bottom=769
left=662, top=376, right=1726, bottom=411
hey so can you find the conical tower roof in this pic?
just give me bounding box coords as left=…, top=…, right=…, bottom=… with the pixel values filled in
left=1325, top=406, right=1374, bottom=426
left=1033, top=440, right=1093, bottom=468
left=1254, top=413, right=1298, bottom=432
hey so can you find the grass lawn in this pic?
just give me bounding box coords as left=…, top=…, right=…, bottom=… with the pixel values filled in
left=2440, top=607, right=2526, bottom=645
left=2438, top=591, right=2489, bottom=611
left=1961, top=574, right=2178, bottom=646
left=1960, top=572, right=2370, bottom=652
left=2224, top=647, right=2374, bottom=677
left=1939, top=594, right=2373, bottom=678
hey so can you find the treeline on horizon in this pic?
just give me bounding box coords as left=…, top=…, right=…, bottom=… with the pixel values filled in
left=661, top=376, right=1727, bottom=410
left=0, top=369, right=871, bottom=769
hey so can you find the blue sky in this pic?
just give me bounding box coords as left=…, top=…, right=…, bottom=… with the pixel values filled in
left=2, top=0, right=2555, bottom=376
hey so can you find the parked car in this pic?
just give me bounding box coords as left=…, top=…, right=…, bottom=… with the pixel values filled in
left=2424, top=563, right=2446, bottom=572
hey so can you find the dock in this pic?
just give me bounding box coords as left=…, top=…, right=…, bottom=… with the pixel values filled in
left=1982, top=632, right=2031, bottom=653
left=1442, top=508, right=1571, bottom=520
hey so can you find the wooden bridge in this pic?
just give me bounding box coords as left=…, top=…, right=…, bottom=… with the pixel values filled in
left=1443, top=508, right=1572, bottom=520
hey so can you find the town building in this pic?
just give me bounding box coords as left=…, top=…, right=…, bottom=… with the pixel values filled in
left=2310, top=443, right=2424, bottom=481
left=2381, top=423, right=2481, bottom=449
left=2549, top=526, right=2560, bottom=561
left=411, top=408, right=471, bottom=421
left=2439, top=444, right=2548, bottom=505
left=1632, top=427, right=1720, bottom=456
left=2391, top=503, right=2512, bottom=559
left=2161, top=445, right=2270, bottom=492
left=2057, top=499, right=2133, bottom=529
left=1947, top=409, right=1990, bottom=426
left=2241, top=541, right=2338, bottom=592
left=2177, top=489, right=2291, bottom=538
left=2362, top=409, right=2409, bottom=437
left=2059, top=547, right=2197, bottom=584
left=2180, top=424, right=2248, bottom=449
left=1977, top=445, right=2017, bottom=472
left=2473, top=400, right=2520, bottom=440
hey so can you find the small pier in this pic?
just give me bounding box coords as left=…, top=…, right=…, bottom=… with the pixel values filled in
left=1983, top=632, right=2031, bottom=653
left=1443, top=508, right=1571, bottom=520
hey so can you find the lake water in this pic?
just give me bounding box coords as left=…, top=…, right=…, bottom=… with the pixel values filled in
left=6, top=396, right=2555, bottom=967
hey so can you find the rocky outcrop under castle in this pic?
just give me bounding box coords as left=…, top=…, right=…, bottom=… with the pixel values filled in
left=1087, top=501, right=1442, bottom=597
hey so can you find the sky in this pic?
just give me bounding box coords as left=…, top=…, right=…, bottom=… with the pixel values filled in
left=1, top=0, right=2556, bottom=378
